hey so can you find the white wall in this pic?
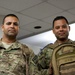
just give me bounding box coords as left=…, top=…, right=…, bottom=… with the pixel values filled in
left=20, top=43, right=42, bottom=55
left=27, top=44, right=41, bottom=55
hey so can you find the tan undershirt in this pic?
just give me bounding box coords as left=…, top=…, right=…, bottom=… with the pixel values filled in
left=2, top=42, right=13, bottom=49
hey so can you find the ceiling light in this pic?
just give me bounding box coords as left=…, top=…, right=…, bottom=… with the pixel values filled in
left=34, top=26, right=41, bottom=29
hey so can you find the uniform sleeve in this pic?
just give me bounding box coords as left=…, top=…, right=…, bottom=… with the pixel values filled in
left=38, top=47, right=53, bottom=69
left=37, top=46, right=53, bottom=75
left=28, top=49, right=41, bottom=75
left=21, top=44, right=35, bottom=75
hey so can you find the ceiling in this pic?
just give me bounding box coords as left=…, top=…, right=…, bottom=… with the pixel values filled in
left=0, top=0, right=75, bottom=48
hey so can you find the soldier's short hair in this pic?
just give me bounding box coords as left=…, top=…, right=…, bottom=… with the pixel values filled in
left=2, top=14, right=19, bottom=24
left=52, top=16, right=69, bottom=28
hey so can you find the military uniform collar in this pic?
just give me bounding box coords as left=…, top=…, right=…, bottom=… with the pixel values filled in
left=53, top=39, right=73, bottom=48
left=0, top=39, right=22, bottom=49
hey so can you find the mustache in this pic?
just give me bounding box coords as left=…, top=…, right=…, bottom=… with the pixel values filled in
left=8, top=28, right=16, bottom=32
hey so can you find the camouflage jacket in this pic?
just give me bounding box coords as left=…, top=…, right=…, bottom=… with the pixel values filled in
left=0, top=40, right=34, bottom=75
left=36, top=39, right=74, bottom=75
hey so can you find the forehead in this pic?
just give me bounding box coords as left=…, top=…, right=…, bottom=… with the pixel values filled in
left=54, top=19, right=67, bottom=26
left=4, top=16, right=19, bottom=22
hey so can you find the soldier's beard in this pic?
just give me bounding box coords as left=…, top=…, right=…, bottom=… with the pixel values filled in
left=5, top=33, right=17, bottom=40
left=56, top=35, right=68, bottom=42
left=58, top=37, right=67, bottom=41
left=56, top=33, right=69, bottom=41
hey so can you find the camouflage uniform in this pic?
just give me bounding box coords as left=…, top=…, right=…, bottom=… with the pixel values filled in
left=0, top=39, right=34, bottom=75
left=29, top=57, right=41, bottom=75
left=36, top=39, right=74, bottom=75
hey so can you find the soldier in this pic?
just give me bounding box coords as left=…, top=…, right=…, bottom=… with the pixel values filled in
left=35, top=16, right=74, bottom=75
left=0, top=14, right=35, bottom=75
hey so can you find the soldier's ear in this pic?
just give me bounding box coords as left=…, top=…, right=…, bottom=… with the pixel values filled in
left=52, top=29, right=55, bottom=34
left=1, top=25, right=4, bottom=31
left=68, top=25, right=70, bottom=31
